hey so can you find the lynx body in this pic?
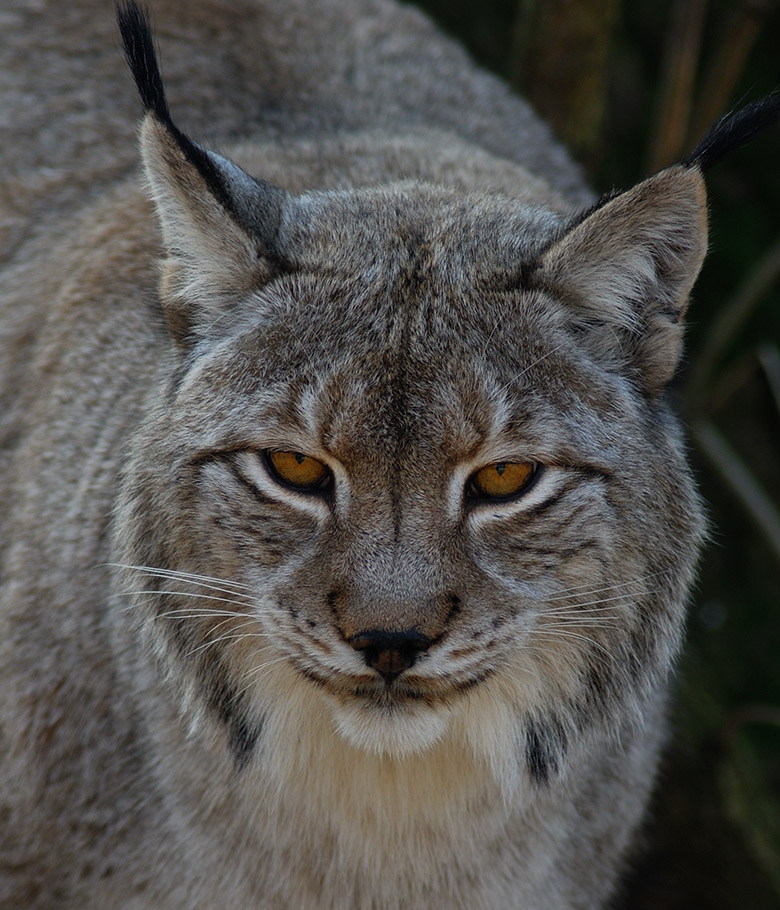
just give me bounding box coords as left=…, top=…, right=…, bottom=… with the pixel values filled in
left=0, top=1, right=714, bottom=907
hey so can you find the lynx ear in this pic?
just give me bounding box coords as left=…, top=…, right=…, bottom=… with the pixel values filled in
left=537, top=166, right=708, bottom=395
left=139, top=118, right=289, bottom=341
left=118, top=1, right=290, bottom=345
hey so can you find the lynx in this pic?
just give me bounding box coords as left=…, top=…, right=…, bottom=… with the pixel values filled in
left=1, top=1, right=776, bottom=907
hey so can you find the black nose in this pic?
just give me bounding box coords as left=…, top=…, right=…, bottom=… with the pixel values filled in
left=349, top=629, right=432, bottom=683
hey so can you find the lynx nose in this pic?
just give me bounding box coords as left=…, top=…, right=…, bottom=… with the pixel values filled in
left=349, top=629, right=432, bottom=683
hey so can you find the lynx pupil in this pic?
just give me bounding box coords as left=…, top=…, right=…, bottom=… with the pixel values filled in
left=471, top=460, right=536, bottom=499
left=267, top=450, right=328, bottom=490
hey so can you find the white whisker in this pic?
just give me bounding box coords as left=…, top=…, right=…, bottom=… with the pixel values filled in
left=116, top=589, right=254, bottom=609
left=235, top=656, right=291, bottom=699
left=153, top=608, right=259, bottom=622
left=542, top=619, right=620, bottom=631
left=527, top=628, right=617, bottom=661
left=107, top=562, right=251, bottom=594
left=542, top=571, right=672, bottom=604
left=541, top=605, right=625, bottom=617
left=187, top=623, right=271, bottom=657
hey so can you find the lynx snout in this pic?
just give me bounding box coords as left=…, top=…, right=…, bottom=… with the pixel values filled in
left=349, top=628, right=433, bottom=682
left=328, top=582, right=459, bottom=654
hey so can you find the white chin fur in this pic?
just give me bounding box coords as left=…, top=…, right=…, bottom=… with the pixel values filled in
left=329, top=698, right=454, bottom=758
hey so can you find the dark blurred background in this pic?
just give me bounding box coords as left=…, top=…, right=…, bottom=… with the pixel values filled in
left=410, top=1, right=780, bottom=906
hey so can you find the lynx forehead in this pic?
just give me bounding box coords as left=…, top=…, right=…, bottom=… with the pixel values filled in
left=1, top=0, right=776, bottom=907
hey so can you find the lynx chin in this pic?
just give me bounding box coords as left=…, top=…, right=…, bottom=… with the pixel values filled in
left=2, top=0, right=778, bottom=907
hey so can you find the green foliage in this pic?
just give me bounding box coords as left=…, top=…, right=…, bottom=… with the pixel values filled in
left=412, top=1, right=780, bottom=905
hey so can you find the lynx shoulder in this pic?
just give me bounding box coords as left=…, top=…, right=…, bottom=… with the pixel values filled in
left=1, top=1, right=777, bottom=907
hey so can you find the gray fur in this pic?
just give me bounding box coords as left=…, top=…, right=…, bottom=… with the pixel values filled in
left=0, top=1, right=708, bottom=908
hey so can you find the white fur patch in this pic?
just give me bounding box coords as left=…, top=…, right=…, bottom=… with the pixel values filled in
left=328, top=695, right=454, bottom=758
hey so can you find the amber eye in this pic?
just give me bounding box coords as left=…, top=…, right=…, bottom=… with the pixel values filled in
left=265, top=450, right=330, bottom=491
left=470, top=461, right=537, bottom=500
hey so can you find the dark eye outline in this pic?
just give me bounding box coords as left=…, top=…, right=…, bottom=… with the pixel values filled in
left=262, top=449, right=334, bottom=495
left=466, top=461, right=541, bottom=503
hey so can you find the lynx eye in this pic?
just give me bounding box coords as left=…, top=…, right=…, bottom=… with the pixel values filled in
left=265, top=450, right=330, bottom=491
left=470, top=461, right=538, bottom=500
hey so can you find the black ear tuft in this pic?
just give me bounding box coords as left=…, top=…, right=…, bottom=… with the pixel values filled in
left=116, top=2, right=171, bottom=125
left=116, top=0, right=277, bottom=231
left=684, top=92, right=780, bottom=172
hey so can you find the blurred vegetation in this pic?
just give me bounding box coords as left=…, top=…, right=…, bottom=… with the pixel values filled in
left=412, top=1, right=780, bottom=906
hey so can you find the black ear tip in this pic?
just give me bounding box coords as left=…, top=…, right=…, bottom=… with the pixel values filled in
left=684, top=92, right=780, bottom=172
left=116, top=0, right=170, bottom=124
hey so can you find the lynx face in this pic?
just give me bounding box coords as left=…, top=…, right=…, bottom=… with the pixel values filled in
left=117, top=179, right=704, bottom=772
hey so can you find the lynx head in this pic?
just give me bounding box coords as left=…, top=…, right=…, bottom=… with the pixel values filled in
left=114, top=4, right=718, bottom=787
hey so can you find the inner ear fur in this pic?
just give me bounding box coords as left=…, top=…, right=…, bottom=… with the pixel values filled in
left=117, top=3, right=290, bottom=348
left=140, top=115, right=290, bottom=347
left=538, top=165, right=708, bottom=396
